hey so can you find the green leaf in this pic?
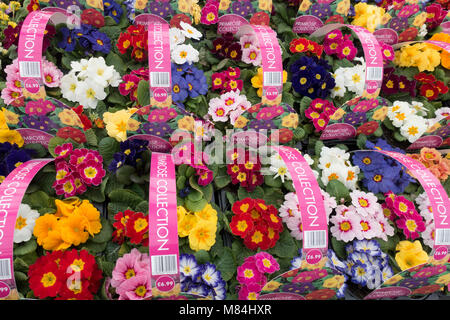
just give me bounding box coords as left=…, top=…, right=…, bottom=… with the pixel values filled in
left=14, top=271, right=28, bottom=282
left=201, top=184, right=214, bottom=203
left=98, top=137, right=120, bottom=164
left=91, top=218, right=113, bottom=244
left=176, top=176, right=187, bottom=190
left=215, top=247, right=237, bottom=282
left=238, top=186, right=264, bottom=200
left=137, top=80, right=150, bottom=107
left=325, top=180, right=350, bottom=202
left=356, top=134, right=367, bottom=149
left=23, top=143, right=47, bottom=158
left=82, top=240, right=107, bottom=254
left=135, top=200, right=149, bottom=213
left=214, top=166, right=231, bottom=189
left=27, top=191, right=50, bottom=209
left=108, top=189, right=144, bottom=208
left=84, top=129, right=98, bottom=146
left=225, top=191, right=237, bottom=206
left=331, top=237, right=347, bottom=260
left=268, top=229, right=297, bottom=258
left=14, top=239, right=37, bottom=256
left=194, top=250, right=211, bottom=265
left=314, top=140, right=325, bottom=157
left=185, top=198, right=207, bottom=212
left=264, top=174, right=283, bottom=188
left=187, top=189, right=203, bottom=202
left=115, top=165, right=136, bottom=185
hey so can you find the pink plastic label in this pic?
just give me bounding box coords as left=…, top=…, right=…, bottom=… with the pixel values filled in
left=18, top=11, right=53, bottom=90
left=148, top=22, right=171, bottom=105
left=311, top=24, right=384, bottom=95
left=134, top=13, right=167, bottom=26
left=442, top=21, right=450, bottom=34
left=320, top=123, right=357, bottom=140
left=0, top=159, right=54, bottom=300
left=127, top=134, right=173, bottom=153
left=293, top=15, right=324, bottom=34
left=238, top=25, right=283, bottom=103
left=375, top=150, right=450, bottom=258
left=155, top=275, right=175, bottom=292
left=148, top=152, right=180, bottom=296
left=228, top=130, right=269, bottom=148
left=407, top=135, right=443, bottom=150
left=364, top=286, right=412, bottom=300
left=259, top=292, right=306, bottom=300
left=0, top=281, right=11, bottom=298
left=373, top=28, right=399, bottom=45
left=271, top=146, right=328, bottom=263
left=217, top=14, right=250, bottom=34
left=16, top=128, right=54, bottom=148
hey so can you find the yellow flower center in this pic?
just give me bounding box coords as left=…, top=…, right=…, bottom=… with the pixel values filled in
left=15, top=216, right=27, bottom=230
left=41, top=272, right=57, bottom=287
left=125, top=268, right=136, bottom=279
left=135, top=285, right=147, bottom=297
left=134, top=217, right=148, bottom=233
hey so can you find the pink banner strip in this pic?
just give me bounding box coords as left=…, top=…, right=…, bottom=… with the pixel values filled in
left=18, top=10, right=74, bottom=94
left=371, top=150, right=450, bottom=260
left=271, top=146, right=328, bottom=265
left=148, top=21, right=172, bottom=105
left=239, top=24, right=283, bottom=103
left=148, top=152, right=180, bottom=296
left=0, top=159, right=54, bottom=300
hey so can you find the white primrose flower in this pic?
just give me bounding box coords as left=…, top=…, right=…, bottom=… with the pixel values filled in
left=60, top=72, right=80, bottom=102
left=171, top=44, right=199, bottom=65
left=14, top=204, right=40, bottom=244
left=179, top=21, right=202, bottom=41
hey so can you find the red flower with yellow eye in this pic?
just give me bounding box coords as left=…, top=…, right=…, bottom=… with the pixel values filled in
left=230, top=198, right=283, bottom=250
left=126, top=211, right=149, bottom=246
left=230, top=212, right=254, bottom=237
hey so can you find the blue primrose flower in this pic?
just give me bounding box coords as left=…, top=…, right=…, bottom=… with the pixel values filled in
left=87, top=30, right=111, bottom=54
left=104, top=0, right=124, bottom=24
left=172, top=74, right=189, bottom=102
left=353, top=240, right=382, bottom=257
left=179, top=254, right=201, bottom=281
left=350, top=261, right=374, bottom=287
left=200, top=263, right=222, bottom=287
left=58, top=27, right=77, bottom=51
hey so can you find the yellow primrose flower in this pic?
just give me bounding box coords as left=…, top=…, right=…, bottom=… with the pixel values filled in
left=103, top=109, right=136, bottom=142
left=234, top=116, right=249, bottom=129
left=178, top=213, right=198, bottom=238
left=262, top=281, right=282, bottom=291
left=384, top=274, right=403, bottom=285
left=0, top=128, right=24, bottom=147
left=298, top=0, right=311, bottom=12
left=219, top=0, right=231, bottom=10
left=258, top=0, right=272, bottom=11
left=413, top=12, right=427, bottom=27
left=281, top=113, right=299, bottom=128
left=178, top=115, right=195, bottom=131
left=435, top=273, right=450, bottom=286
left=329, top=108, right=346, bottom=121
left=372, top=106, right=388, bottom=121
left=195, top=203, right=218, bottom=225
left=323, top=275, right=346, bottom=289
left=58, top=109, right=83, bottom=127
left=395, top=240, right=429, bottom=271
left=134, top=0, right=147, bottom=10
left=2, top=108, right=19, bottom=125
left=188, top=220, right=216, bottom=251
